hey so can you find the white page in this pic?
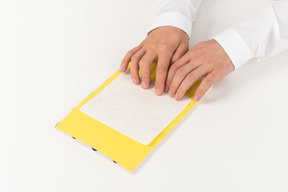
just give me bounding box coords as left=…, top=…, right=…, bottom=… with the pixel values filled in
left=80, top=71, right=191, bottom=145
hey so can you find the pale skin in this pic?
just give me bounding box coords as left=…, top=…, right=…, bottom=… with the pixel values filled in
left=119, top=26, right=235, bottom=101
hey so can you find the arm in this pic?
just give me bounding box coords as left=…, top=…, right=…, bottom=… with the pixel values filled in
left=167, top=0, right=288, bottom=101
left=120, top=0, right=202, bottom=96
left=149, top=0, right=202, bottom=37
left=214, top=0, right=288, bottom=69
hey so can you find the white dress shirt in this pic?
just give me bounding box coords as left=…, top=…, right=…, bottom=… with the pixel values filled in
left=149, top=0, right=288, bottom=69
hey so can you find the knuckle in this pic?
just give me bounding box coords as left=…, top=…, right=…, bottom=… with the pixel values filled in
left=166, top=79, right=171, bottom=86
left=177, top=67, right=186, bottom=76
left=196, top=87, right=205, bottom=96
left=139, top=59, right=149, bottom=68
left=194, top=56, right=203, bottom=63
left=131, top=74, right=138, bottom=80
left=128, top=48, right=136, bottom=55
left=205, top=75, right=215, bottom=85
left=205, top=77, right=212, bottom=85
left=205, top=60, right=213, bottom=66
left=141, top=77, right=150, bottom=82
left=169, top=64, right=177, bottom=73
left=159, top=43, right=169, bottom=50
left=188, top=50, right=196, bottom=57
left=166, top=74, right=173, bottom=85
left=157, top=66, right=167, bottom=74
left=158, top=43, right=172, bottom=53
left=177, top=88, right=185, bottom=95
left=171, top=57, right=177, bottom=64
left=149, top=43, right=157, bottom=50
left=204, top=62, right=213, bottom=71
left=131, top=54, right=139, bottom=61
left=187, top=72, right=196, bottom=80
left=169, top=84, right=176, bottom=92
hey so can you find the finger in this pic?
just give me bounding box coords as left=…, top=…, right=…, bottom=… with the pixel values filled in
left=120, top=45, right=142, bottom=72
left=171, top=43, right=189, bottom=64
left=155, top=49, right=173, bottom=96
left=166, top=53, right=191, bottom=91
left=174, top=66, right=211, bottom=101
left=139, top=52, right=156, bottom=89
left=193, top=72, right=218, bottom=101
left=168, top=62, right=199, bottom=97
left=130, top=49, right=146, bottom=85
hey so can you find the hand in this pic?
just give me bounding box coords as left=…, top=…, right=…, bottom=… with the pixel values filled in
left=166, top=39, right=234, bottom=101
left=119, top=26, right=189, bottom=96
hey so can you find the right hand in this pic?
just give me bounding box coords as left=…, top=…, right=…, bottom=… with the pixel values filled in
left=119, top=26, right=189, bottom=96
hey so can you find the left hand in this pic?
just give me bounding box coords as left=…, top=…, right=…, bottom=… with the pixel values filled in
left=119, top=26, right=189, bottom=96
left=166, top=39, right=235, bottom=101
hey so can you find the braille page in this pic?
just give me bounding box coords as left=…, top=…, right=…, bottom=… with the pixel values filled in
left=80, top=72, right=191, bottom=145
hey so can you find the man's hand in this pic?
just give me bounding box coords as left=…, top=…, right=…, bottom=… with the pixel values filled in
left=119, top=26, right=189, bottom=96
left=166, top=40, right=234, bottom=101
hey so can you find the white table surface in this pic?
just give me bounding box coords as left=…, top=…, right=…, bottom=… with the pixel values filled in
left=1, top=0, right=287, bottom=191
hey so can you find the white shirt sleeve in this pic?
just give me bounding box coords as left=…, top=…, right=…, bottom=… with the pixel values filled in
left=148, top=0, right=202, bottom=38
left=214, top=0, right=288, bottom=69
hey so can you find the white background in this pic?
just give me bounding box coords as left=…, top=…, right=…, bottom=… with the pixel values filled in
left=0, top=0, right=288, bottom=191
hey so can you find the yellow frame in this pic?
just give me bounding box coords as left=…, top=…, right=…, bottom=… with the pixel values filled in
left=56, top=63, right=200, bottom=172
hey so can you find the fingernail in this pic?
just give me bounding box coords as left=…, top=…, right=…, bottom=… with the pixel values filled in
left=168, top=90, right=173, bottom=97
left=155, top=88, right=161, bottom=95
left=165, top=85, right=168, bottom=92
left=193, top=95, right=199, bottom=101
left=175, top=93, right=179, bottom=100
left=133, top=78, right=137, bottom=84
left=119, top=66, right=123, bottom=71
left=142, top=81, right=147, bottom=88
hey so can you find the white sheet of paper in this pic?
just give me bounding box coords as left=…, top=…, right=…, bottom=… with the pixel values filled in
left=80, top=72, right=191, bottom=145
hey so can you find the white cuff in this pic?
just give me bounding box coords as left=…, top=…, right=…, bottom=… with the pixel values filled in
left=213, top=28, right=254, bottom=70
left=148, top=12, right=192, bottom=38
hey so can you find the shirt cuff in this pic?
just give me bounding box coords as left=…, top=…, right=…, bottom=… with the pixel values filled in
left=213, top=28, right=254, bottom=70
left=148, top=12, right=192, bottom=38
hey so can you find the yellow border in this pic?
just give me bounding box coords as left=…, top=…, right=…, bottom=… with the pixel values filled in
left=56, top=63, right=200, bottom=172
